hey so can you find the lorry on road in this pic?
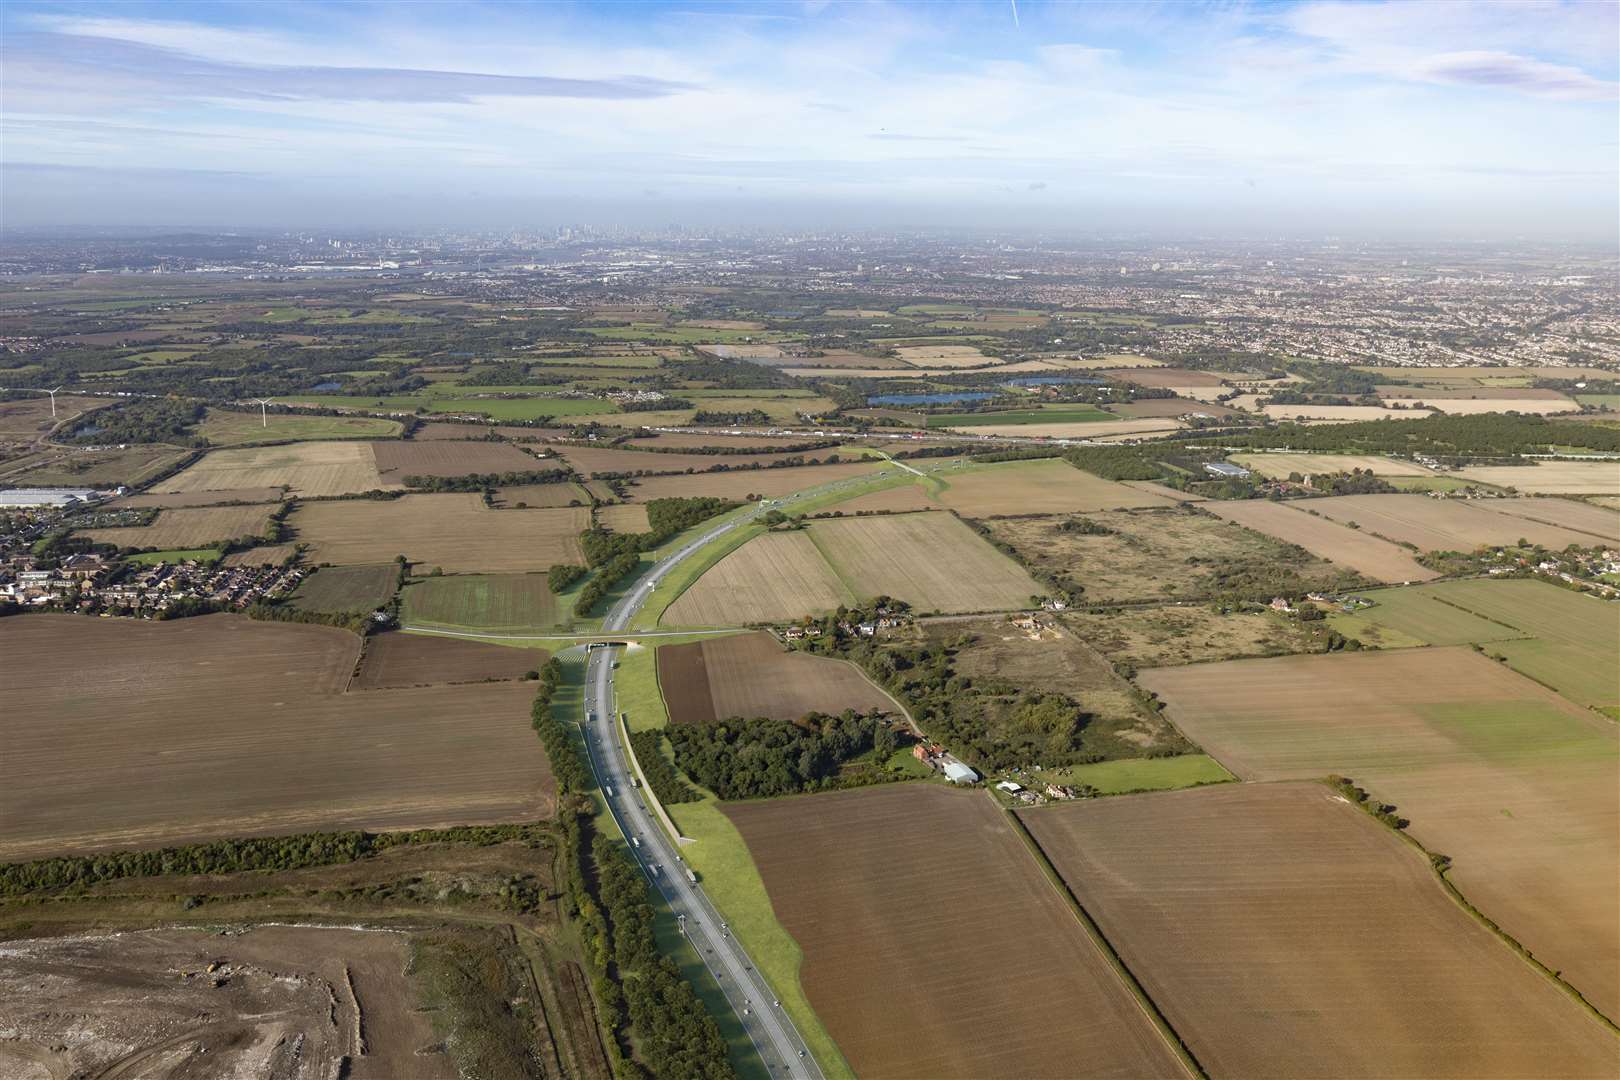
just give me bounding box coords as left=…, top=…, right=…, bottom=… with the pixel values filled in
left=686, top=868, right=699, bottom=885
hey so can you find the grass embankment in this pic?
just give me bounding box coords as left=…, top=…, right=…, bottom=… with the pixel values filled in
left=1036, top=755, right=1235, bottom=795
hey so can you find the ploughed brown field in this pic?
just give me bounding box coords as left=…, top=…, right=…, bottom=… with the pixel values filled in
left=724, top=784, right=1187, bottom=1080
left=1200, top=499, right=1436, bottom=582
left=656, top=631, right=895, bottom=725
left=1022, top=782, right=1618, bottom=1078
left=355, top=631, right=545, bottom=689
left=596, top=503, right=650, bottom=533
left=1139, top=647, right=1620, bottom=1021
left=491, top=481, right=587, bottom=508
left=931, top=458, right=1181, bottom=517
left=370, top=438, right=544, bottom=480
left=0, top=615, right=553, bottom=859
left=78, top=503, right=277, bottom=549
left=155, top=441, right=394, bottom=498
left=291, top=494, right=587, bottom=572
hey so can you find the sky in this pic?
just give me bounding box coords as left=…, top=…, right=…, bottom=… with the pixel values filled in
left=2, top=0, right=1616, bottom=238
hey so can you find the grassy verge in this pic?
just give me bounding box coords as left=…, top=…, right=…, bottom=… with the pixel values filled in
left=1034, top=755, right=1236, bottom=795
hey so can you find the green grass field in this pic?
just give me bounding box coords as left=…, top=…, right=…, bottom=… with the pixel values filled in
left=127, top=547, right=221, bottom=566
left=1331, top=579, right=1616, bottom=710
left=288, top=563, right=399, bottom=613
left=927, top=405, right=1116, bottom=428
left=580, top=325, right=794, bottom=344
left=401, top=572, right=577, bottom=633
left=198, top=409, right=402, bottom=446
left=1576, top=394, right=1620, bottom=409
left=1035, top=754, right=1235, bottom=795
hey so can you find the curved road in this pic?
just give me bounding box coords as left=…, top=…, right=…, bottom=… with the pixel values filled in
left=579, top=493, right=840, bottom=1080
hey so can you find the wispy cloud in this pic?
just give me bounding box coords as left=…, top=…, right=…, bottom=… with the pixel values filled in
left=1415, top=51, right=1616, bottom=101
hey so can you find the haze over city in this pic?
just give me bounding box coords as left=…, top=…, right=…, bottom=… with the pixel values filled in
left=3, top=0, right=1617, bottom=237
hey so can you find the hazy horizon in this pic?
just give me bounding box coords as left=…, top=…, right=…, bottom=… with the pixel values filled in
left=3, top=0, right=1616, bottom=240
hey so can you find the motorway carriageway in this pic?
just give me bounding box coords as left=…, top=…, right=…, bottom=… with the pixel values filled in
left=579, top=489, right=845, bottom=1080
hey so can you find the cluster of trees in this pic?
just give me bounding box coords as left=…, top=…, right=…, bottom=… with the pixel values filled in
left=69, top=399, right=205, bottom=446
left=1295, top=468, right=1397, bottom=496
left=403, top=468, right=571, bottom=491
left=691, top=408, right=774, bottom=425
left=627, top=730, right=698, bottom=803
left=1063, top=445, right=1172, bottom=481
left=1221, top=412, right=1620, bottom=456
left=547, top=563, right=587, bottom=593
left=803, top=629, right=1102, bottom=772
left=590, top=835, right=737, bottom=1080
left=529, top=658, right=589, bottom=793
left=621, top=396, right=693, bottom=412
left=667, top=710, right=895, bottom=799
left=1329, top=775, right=1409, bottom=830
left=573, top=552, right=641, bottom=616
left=0, top=823, right=543, bottom=895
left=1056, top=516, right=1115, bottom=535
left=581, top=497, right=735, bottom=566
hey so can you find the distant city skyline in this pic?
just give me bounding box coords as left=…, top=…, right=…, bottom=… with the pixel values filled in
left=3, top=0, right=1616, bottom=238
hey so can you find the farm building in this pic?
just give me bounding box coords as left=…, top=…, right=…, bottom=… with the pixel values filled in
left=943, top=761, right=979, bottom=785
left=1204, top=462, right=1251, bottom=479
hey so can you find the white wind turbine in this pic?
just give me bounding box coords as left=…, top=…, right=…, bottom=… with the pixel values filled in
left=30, top=386, right=65, bottom=418
left=252, top=398, right=275, bottom=427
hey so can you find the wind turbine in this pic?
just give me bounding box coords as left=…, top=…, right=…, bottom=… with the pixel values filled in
left=252, top=398, right=275, bottom=427
left=30, top=386, right=65, bottom=418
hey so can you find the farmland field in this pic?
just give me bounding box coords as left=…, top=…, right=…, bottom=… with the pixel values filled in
left=0, top=615, right=553, bottom=859
left=288, top=563, right=398, bottom=613
left=1228, top=452, right=1435, bottom=478
left=664, top=530, right=853, bottom=627
left=1456, top=460, right=1620, bottom=495
left=1479, top=497, right=1619, bottom=542
left=79, top=503, right=276, bottom=549
left=0, top=394, right=104, bottom=438
left=1139, top=647, right=1620, bottom=1020
left=657, top=631, right=895, bottom=725
left=929, top=405, right=1115, bottom=427
left=1329, top=579, right=1617, bottom=710
left=292, top=495, right=587, bottom=572
left=198, top=408, right=402, bottom=445
left=401, top=573, right=567, bottom=634
left=807, top=512, right=1042, bottom=613
left=1024, top=783, right=1618, bottom=1077
left=491, top=481, right=588, bottom=507
left=370, top=439, right=544, bottom=480
left=596, top=503, right=650, bottom=532
left=156, top=441, right=394, bottom=497
left=355, top=631, right=544, bottom=688
left=985, top=507, right=1351, bottom=603
left=1034, top=754, right=1233, bottom=794
left=892, top=344, right=996, bottom=367
left=1263, top=403, right=1424, bottom=422
left=1303, top=493, right=1609, bottom=551
left=223, top=543, right=296, bottom=566
left=624, top=460, right=886, bottom=502
left=724, top=784, right=1187, bottom=1079
left=1420, top=397, right=1581, bottom=415
left=934, top=458, right=1180, bottom=516
left=963, top=417, right=1185, bottom=440
left=1200, top=499, right=1437, bottom=582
